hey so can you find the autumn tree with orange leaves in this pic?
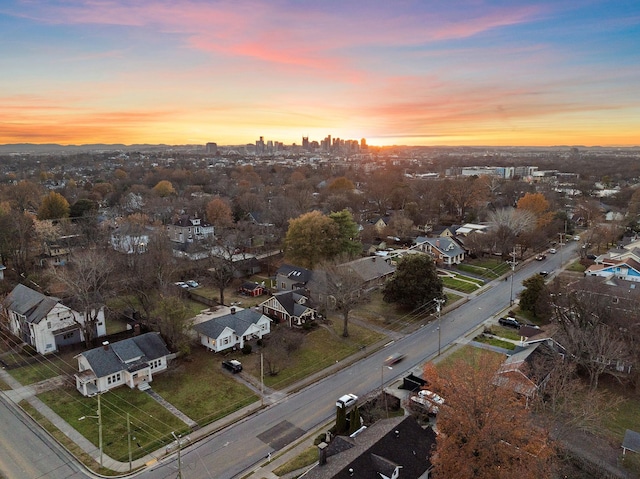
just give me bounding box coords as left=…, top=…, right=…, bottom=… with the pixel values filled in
left=424, top=351, right=554, bottom=479
left=517, top=192, right=554, bottom=229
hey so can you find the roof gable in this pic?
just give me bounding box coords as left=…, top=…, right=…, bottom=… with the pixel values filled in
left=193, top=308, right=270, bottom=338
left=3, top=284, right=62, bottom=324
left=79, top=332, right=170, bottom=377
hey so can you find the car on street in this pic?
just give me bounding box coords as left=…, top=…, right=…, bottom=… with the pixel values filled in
left=549, top=248, right=557, bottom=254
left=539, top=270, right=550, bottom=277
left=535, top=254, right=546, bottom=261
left=384, top=353, right=406, bottom=366
left=336, top=393, right=358, bottom=409
left=499, top=316, right=521, bottom=329
left=222, top=359, right=243, bottom=373
left=186, top=280, right=199, bottom=288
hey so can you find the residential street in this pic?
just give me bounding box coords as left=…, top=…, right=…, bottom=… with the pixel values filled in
left=0, top=242, right=578, bottom=479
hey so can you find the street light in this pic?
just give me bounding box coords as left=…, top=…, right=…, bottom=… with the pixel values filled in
left=79, top=394, right=102, bottom=466
left=435, top=298, right=445, bottom=356
left=507, top=248, right=518, bottom=306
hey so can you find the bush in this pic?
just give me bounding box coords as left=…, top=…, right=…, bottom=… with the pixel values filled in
left=242, top=344, right=252, bottom=355
left=256, top=339, right=263, bottom=347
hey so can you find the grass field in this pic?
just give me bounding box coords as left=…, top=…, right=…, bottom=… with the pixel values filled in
left=38, top=385, right=188, bottom=462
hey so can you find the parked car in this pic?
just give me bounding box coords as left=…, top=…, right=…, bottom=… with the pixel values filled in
left=587, top=254, right=597, bottom=260
left=539, top=270, right=550, bottom=277
left=384, top=353, right=406, bottom=366
left=549, top=248, right=557, bottom=254
left=535, top=254, right=546, bottom=261
left=186, top=280, right=199, bottom=288
left=411, top=389, right=445, bottom=414
left=174, top=281, right=189, bottom=289
left=336, top=393, right=358, bottom=409
left=499, top=317, right=521, bottom=329
left=222, top=359, right=243, bottom=373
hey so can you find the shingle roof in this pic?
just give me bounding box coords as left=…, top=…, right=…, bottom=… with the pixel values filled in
left=193, top=308, right=268, bottom=338
left=3, top=284, right=61, bottom=325
left=340, top=256, right=395, bottom=283
left=79, top=332, right=170, bottom=378
left=276, top=264, right=312, bottom=283
left=304, top=416, right=436, bottom=479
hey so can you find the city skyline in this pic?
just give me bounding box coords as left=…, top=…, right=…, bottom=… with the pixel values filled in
left=1, top=1, right=639, bottom=147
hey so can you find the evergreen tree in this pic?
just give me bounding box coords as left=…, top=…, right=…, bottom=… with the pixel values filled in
left=383, top=254, right=443, bottom=309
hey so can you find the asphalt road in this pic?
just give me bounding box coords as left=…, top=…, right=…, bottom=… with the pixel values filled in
left=141, top=242, right=578, bottom=479
left=0, top=394, right=88, bottom=479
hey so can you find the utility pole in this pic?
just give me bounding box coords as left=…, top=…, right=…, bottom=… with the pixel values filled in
left=98, top=393, right=103, bottom=467
left=171, top=432, right=183, bottom=479
left=507, top=248, right=518, bottom=306
left=435, top=298, right=446, bottom=356
left=127, top=413, right=132, bottom=471
left=260, top=353, right=264, bottom=406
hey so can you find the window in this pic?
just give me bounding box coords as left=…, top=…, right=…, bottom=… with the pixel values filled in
left=47, top=322, right=51, bottom=329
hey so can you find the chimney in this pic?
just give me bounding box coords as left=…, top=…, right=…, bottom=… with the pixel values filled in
left=230, top=307, right=236, bottom=314
left=102, top=341, right=109, bottom=351
left=318, top=441, right=328, bottom=466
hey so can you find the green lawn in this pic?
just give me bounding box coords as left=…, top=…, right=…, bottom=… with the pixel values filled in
left=441, top=275, right=483, bottom=293
left=434, top=345, right=505, bottom=369
left=151, top=349, right=257, bottom=426
left=5, top=350, right=78, bottom=385
left=473, top=334, right=516, bottom=350
left=243, top=320, right=385, bottom=390
left=38, top=385, right=188, bottom=463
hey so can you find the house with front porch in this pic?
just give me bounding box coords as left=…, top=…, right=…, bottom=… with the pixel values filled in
left=74, top=332, right=172, bottom=397
left=193, top=307, right=271, bottom=353
left=259, top=289, right=317, bottom=327
left=2, top=284, right=106, bottom=355
left=414, top=236, right=465, bottom=266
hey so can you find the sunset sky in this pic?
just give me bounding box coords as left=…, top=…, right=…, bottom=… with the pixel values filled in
left=1, top=1, right=639, bottom=147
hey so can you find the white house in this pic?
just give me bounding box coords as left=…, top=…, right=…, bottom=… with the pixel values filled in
left=2, top=284, right=106, bottom=355
left=193, top=307, right=271, bottom=353
left=110, top=225, right=150, bottom=254
left=167, top=214, right=214, bottom=244
left=74, top=333, right=172, bottom=397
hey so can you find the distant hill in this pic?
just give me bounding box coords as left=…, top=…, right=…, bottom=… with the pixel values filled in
left=0, top=143, right=203, bottom=154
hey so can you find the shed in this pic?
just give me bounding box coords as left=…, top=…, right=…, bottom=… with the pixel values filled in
left=622, top=429, right=640, bottom=456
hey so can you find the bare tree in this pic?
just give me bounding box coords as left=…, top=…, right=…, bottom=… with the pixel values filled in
left=53, top=249, right=113, bottom=347
left=553, top=290, right=632, bottom=390
left=315, top=257, right=369, bottom=337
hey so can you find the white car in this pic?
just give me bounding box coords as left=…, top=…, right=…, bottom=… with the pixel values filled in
left=336, top=393, right=358, bottom=409
left=186, top=280, right=199, bottom=288
left=411, top=390, right=445, bottom=414
left=174, top=281, right=189, bottom=289
left=549, top=248, right=557, bottom=254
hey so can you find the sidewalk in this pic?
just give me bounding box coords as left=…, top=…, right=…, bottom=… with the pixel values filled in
left=0, top=291, right=476, bottom=478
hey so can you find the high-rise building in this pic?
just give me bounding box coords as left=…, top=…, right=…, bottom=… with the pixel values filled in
left=205, top=142, right=218, bottom=154
left=302, top=136, right=309, bottom=150
left=360, top=138, right=367, bottom=149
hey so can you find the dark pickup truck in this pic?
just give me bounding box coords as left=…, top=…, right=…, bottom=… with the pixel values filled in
left=222, top=359, right=243, bottom=373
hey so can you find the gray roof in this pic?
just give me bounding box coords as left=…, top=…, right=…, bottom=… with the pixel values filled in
left=415, top=236, right=464, bottom=258
left=340, top=256, right=395, bottom=282
left=79, top=332, right=170, bottom=378
left=193, top=308, right=269, bottom=338
left=3, top=284, right=61, bottom=325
